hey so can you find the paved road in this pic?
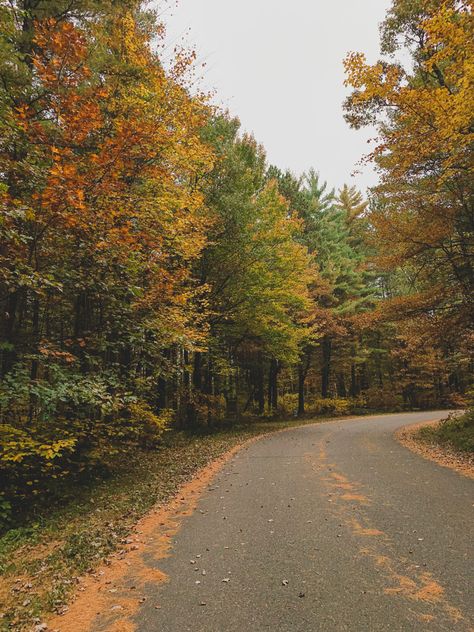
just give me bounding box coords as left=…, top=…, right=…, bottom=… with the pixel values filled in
left=135, top=412, right=473, bottom=631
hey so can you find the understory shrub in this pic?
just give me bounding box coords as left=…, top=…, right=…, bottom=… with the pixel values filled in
left=0, top=362, right=172, bottom=521
left=277, top=394, right=366, bottom=417
left=419, top=408, right=474, bottom=453
left=362, top=387, right=404, bottom=411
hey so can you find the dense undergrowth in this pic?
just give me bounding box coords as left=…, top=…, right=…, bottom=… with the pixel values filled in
left=0, top=393, right=444, bottom=528
left=417, top=408, right=474, bottom=453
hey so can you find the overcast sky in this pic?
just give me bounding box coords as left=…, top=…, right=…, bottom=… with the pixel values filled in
left=162, top=1, right=391, bottom=193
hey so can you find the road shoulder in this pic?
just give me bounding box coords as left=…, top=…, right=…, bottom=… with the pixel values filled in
left=395, top=419, right=474, bottom=480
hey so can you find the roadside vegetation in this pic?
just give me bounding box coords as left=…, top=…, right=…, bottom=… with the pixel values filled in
left=417, top=408, right=474, bottom=454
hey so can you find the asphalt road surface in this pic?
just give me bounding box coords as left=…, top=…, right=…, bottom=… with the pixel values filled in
left=135, top=411, right=473, bottom=631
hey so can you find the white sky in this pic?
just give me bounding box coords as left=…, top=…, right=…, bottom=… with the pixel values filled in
left=161, top=1, right=391, bottom=193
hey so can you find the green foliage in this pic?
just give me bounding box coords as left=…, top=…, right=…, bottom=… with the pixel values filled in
left=200, top=115, right=312, bottom=364
left=0, top=495, right=12, bottom=524
left=0, top=362, right=170, bottom=511
left=0, top=423, right=76, bottom=464
left=419, top=410, right=474, bottom=453
left=0, top=362, right=129, bottom=424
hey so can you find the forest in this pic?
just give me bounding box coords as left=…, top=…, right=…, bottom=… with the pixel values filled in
left=0, top=0, right=473, bottom=516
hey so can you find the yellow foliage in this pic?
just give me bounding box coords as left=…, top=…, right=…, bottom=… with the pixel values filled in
left=128, top=402, right=172, bottom=446
left=0, top=424, right=76, bottom=464
left=344, top=1, right=473, bottom=183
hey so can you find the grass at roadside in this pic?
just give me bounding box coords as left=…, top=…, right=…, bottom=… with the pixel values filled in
left=0, top=417, right=326, bottom=631
left=416, top=409, right=474, bottom=453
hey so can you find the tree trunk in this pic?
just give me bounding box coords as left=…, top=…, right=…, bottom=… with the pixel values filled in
left=256, top=353, right=265, bottom=415
left=204, top=354, right=213, bottom=426
left=185, top=351, right=203, bottom=427
left=268, top=358, right=279, bottom=413
left=336, top=372, right=347, bottom=398
left=1, top=292, right=19, bottom=377
left=271, top=362, right=279, bottom=411
left=155, top=349, right=170, bottom=411
left=157, top=375, right=167, bottom=410
left=321, top=336, right=332, bottom=398
left=183, top=348, right=196, bottom=428
left=360, top=362, right=369, bottom=391
left=297, top=348, right=312, bottom=417
left=193, top=351, right=202, bottom=391
left=297, top=364, right=306, bottom=416
left=350, top=362, right=358, bottom=397
left=28, top=296, right=40, bottom=424
left=225, top=356, right=238, bottom=422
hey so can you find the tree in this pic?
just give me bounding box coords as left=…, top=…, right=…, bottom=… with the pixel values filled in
left=300, top=173, right=375, bottom=399
left=185, top=116, right=314, bottom=423
left=344, top=0, right=473, bottom=408
left=0, top=1, right=214, bottom=481
left=344, top=0, right=474, bottom=330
